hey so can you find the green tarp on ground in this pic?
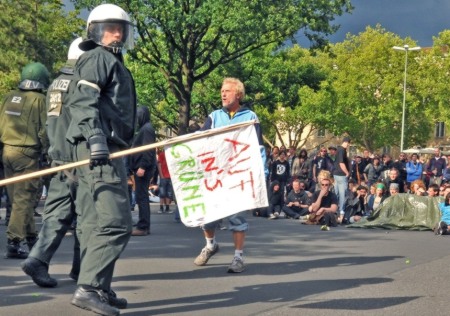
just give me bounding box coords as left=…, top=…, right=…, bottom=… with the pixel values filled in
left=348, top=194, right=443, bottom=231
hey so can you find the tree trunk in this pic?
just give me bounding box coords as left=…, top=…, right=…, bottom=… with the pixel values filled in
left=178, top=99, right=190, bottom=135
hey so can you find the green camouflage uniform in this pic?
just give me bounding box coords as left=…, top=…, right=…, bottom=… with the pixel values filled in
left=0, top=89, right=48, bottom=242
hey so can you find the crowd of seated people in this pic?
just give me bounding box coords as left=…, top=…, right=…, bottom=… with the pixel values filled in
left=255, top=145, right=450, bottom=229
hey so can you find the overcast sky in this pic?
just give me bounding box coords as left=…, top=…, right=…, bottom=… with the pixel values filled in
left=64, top=0, right=449, bottom=48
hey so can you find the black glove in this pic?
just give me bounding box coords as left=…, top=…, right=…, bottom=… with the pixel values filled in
left=88, top=135, right=110, bottom=169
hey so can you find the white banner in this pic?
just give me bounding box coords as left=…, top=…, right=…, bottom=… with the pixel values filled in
left=165, top=123, right=268, bottom=227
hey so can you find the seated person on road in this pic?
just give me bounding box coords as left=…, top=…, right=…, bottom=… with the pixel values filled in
left=267, top=180, right=285, bottom=219
left=426, top=184, right=440, bottom=197
left=368, top=183, right=387, bottom=213
left=434, top=192, right=450, bottom=235
left=389, top=183, right=400, bottom=196
left=342, top=185, right=370, bottom=224
left=305, top=178, right=338, bottom=226
left=281, top=179, right=310, bottom=219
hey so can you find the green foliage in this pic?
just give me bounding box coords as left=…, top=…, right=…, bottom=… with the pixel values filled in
left=0, top=0, right=84, bottom=94
left=328, top=25, right=431, bottom=151
left=248, top=45, right=333, bottom=148
left=73, top=0, right=353, bottom=135
left=416, top=30, right=450, bottom=126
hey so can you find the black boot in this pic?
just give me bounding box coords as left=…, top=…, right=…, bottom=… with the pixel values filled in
left=71, top=285, right=120, bottom=316
left=26, top=236, right=38, bottom=251
left=5, top=239, right=28, bottom=259
left=108, top=289, right=127, bottom=309
left=21, top=257, right=57, bottom=287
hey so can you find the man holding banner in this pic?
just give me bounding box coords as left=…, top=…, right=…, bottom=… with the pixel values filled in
left=192, top=77, right=267, bottom=273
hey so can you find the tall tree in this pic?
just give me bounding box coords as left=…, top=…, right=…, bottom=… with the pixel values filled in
left=328, top=25, right=431, bottom=151
left=0, top=1, right=83, bottom=94
left=415, top=30, right=450, bottom=128
left=73, top=0, right=353, bottom=134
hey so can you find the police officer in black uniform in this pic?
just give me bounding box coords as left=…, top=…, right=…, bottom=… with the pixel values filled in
left=66, top=4, right=136, bottom=316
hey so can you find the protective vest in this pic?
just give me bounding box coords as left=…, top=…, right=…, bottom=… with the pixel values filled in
left=46, top=67, right=76, bottom=162
left=0, top=89, right=48, bottom=153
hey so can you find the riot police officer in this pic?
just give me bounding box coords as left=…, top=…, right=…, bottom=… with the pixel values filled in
left=0, top=62, right=50, bottom=259
left=66, top=4, right=136, bottom=316
left=21, top=37, right=84, bottom=289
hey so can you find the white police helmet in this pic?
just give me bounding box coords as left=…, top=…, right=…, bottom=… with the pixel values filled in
left=86, top=3, right=134, bottom=52
left=67, top=37, right=84, bottom=61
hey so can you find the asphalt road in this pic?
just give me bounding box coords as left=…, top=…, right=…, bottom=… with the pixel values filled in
left=0, top=203, right=449, bottom=316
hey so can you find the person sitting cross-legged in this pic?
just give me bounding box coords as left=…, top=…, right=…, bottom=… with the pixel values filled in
left=281, top=179, right=310, bottom=219
left=303, top=177, right=338, bottom=227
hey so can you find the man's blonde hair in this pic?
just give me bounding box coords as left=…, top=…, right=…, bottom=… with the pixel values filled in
left=222, top=77, right=245, bottom=100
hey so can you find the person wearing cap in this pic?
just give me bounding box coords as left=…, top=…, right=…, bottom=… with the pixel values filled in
left=333, top=136, right=351, bottom=223
left=0, top=62, right=50, bottom=259
left=327, top=145, right=337, bottom=162
left=368, top=183, right=387, bottom=212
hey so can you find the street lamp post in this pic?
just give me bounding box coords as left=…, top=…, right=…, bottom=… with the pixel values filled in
left=392, top=44, right=421, bottom=152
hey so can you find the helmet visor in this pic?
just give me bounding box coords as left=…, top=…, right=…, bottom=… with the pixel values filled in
left=89, top=21, right=134, bottom=50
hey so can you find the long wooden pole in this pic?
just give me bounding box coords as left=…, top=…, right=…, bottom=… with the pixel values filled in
left=0, top=120, right=256, bottom=187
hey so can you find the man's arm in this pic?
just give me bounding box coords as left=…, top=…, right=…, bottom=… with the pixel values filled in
left=326, top=203, right=338, bottom=213
left=309, top=192, right=323, bottom=213
left=312, top=162, right=317, bottom=181
left=339, top=162, right=349, bottom=177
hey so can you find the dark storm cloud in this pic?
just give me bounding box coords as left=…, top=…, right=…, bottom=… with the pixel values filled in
left=64, top=0, right=449, bottom=47
left=329, top=0, right=450, bottom=47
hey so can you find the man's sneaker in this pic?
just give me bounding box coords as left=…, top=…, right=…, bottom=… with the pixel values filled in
left=227, top=256, right=245, bottom=273
left=269, top=213, right=277, bottom=220
left=21, top=257, right=57, bottom=287
left=165, top=206, right=174, bottom=214
left=194, top=244, right=219, bottom=266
